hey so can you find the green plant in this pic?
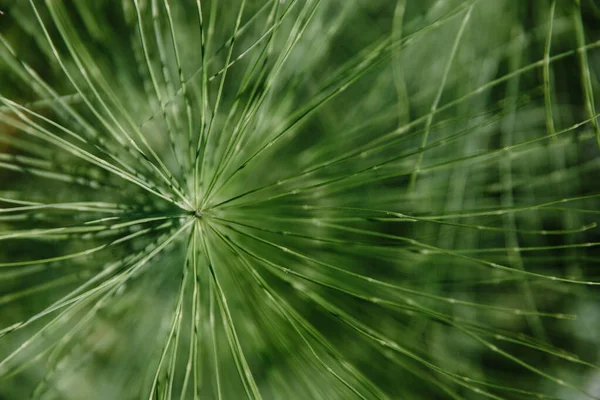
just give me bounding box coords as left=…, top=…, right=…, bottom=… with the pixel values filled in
left=1, top=0, right=600, bottom=398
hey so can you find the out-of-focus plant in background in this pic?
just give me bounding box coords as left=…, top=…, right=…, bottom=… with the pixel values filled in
left=0, top=0, right=600, bottom=398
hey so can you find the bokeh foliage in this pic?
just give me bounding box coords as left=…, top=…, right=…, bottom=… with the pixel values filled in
left=1, top=0, right=600, bottom=399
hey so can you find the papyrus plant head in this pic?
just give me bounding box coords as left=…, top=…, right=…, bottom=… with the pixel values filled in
left=1, top=0, right=600, bottom=399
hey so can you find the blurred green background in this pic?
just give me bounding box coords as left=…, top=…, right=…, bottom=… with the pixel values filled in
left=1, top=0, right=600, bottom=399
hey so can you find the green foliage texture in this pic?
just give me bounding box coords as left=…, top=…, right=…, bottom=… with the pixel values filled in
left=1, top=0, right=600, bottom=399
